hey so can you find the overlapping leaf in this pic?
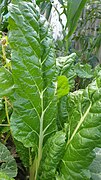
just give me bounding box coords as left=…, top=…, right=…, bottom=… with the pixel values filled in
left=59, top=75, right=101, bottom=179
left=75, top=63, right=93, bottom=79
left=39, top=131, right=66, bottom=180
left=56, top=53, right=76, bottom=89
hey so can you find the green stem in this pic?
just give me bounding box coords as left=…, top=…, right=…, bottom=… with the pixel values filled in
left=4, top=97, right=14, bottom=142
left=4, top=131, right=11, bottom=144
left=4, top=97, right=10, bottom=125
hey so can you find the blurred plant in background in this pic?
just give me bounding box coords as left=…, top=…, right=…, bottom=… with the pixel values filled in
left=72, top=0, right=101, bottom=66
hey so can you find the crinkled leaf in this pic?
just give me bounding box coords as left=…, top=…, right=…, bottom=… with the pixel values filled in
left=0, top=142, right=17, bottom=178
left=39, top=131, right=66, bottom=180
left=8, top=0, right=57, bottom=151
left=56, top=53, right=76, bottom=76
left=57, top=96, right=68, bottom=130
left=67, top=0, right=88, bottom=38
left=56, top=53, right=76, bottom=130
left=56, top=53, right=76, bottom=90
left=59, top=75, right=101, bottom=179
left=0, top=67, right=14, bottom=98
left=89, top=148, right=101, bottom=180
left=0, top=172, right=14, bottom=180
left=57, top=75, right=69, bottom=99
left=75, top=63, right=93, bottom=79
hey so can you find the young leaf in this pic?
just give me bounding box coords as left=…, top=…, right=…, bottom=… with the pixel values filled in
left=0, top=142, right=17, bottom=178
left=59, top=76, right=101, bottom=179
left=57, top=75, right=69, bottom=99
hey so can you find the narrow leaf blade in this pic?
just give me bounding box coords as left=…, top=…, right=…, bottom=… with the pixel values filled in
left=67, top=0, right=87, bottom=38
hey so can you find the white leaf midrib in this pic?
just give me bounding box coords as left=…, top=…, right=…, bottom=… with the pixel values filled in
left=67, top=102, right=92, bottom=146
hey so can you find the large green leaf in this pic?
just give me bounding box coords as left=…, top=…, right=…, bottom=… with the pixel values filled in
left=8, top=1, right=57, bottom=177
left=59, top=75, right=101, bottom=179
left=0, top=142, right=17, bottom=178
left=39, top=131, right=66, bottom=180
left=67, top=0, right=88, bottom=38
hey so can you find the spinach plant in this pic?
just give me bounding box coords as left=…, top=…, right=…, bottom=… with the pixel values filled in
left=0, top=0, right=101, bottom=179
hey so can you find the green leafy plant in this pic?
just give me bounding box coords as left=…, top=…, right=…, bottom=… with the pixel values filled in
left=0, top=0, right=101, bottom=180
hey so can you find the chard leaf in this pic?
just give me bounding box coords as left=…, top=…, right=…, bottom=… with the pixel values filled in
left=0, top=142, right=17, bottom=178
left=0, top=67, right=14, bottom=98
left=75, top=63, right=93, bottom=79
left=56, top=53, right=76, bottom=76
left=57, top=75, right=69, bottom=99
left=39, top=131, right=66, bottom=180
left=57, top=96, right=68, bottom=130
left=56, top=53, right=76, bottom=90
left=59, top=76, right=101, bottom=179
left=8, top=0, right=57, bottom=160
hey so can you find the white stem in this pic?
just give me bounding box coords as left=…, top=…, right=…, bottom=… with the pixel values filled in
left=35, top=91, right=44, bottom=179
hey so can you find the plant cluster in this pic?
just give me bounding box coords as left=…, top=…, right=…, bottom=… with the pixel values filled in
left=0, top=0, right=101, bottom=180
